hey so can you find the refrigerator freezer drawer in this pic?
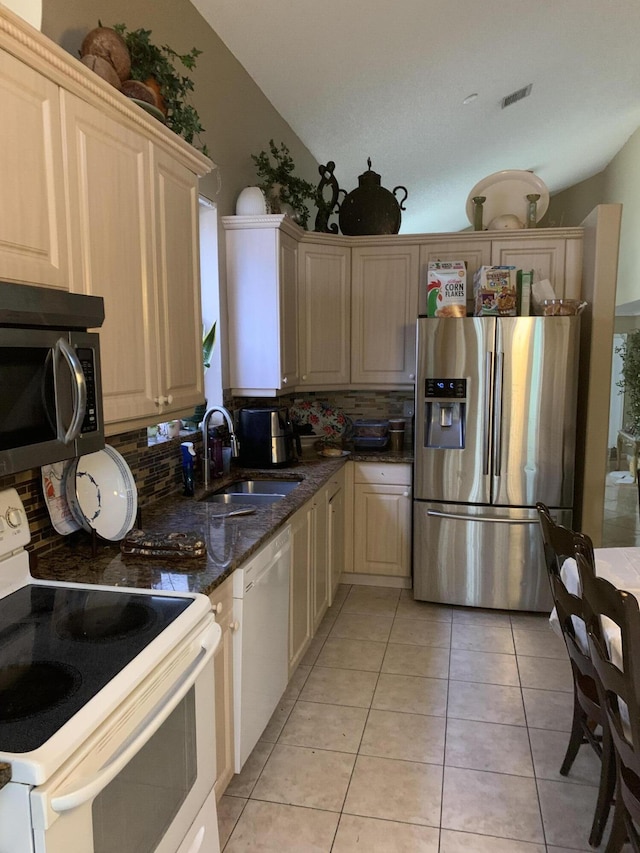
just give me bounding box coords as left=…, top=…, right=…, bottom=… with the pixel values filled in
left=413, top=501, right=572, bottom=611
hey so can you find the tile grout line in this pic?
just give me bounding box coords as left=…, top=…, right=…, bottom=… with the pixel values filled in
left=511, top=612, right=550, bottom=852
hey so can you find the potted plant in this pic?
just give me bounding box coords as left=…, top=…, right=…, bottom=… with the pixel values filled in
left=617, top=329, right=640, bottom=434
left=251, top=140, right=317, bottom=228
left=184, top=321, right=217, bottom=429
left=112, top=23, right=208, bottom=155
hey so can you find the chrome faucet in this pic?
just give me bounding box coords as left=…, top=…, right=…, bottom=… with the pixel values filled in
left=202, top=406, right=240, bottom=491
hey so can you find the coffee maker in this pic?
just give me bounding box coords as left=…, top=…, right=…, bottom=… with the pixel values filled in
left=237, top=406, right=299, bottom=468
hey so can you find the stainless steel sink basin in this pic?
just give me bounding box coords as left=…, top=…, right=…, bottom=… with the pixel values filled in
left=201, top=479, right=302, bottom=505
left=214, top=479, right=301, bottom=496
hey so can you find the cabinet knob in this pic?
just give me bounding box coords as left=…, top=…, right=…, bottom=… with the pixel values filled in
left=212, top=602, right=223, bottom=615
left=302, top=375, right=307, bottom=381
left=403, top=490, right=410, bottom=498
left=409, top=373, right=415, bottom=380
left=166, top=394, right=174, bottom=405
left=154, top=397, right=161, bottom=406
left=230, top=620, right=240, bottom=632
left=282, top=376, right=288, bottom=385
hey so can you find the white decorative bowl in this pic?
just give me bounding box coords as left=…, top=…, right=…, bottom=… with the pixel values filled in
left=236, top=186, right=267, bottom=216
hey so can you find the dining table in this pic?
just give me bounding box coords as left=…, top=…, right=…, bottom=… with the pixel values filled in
left=549, top=546, right=640, bottom=667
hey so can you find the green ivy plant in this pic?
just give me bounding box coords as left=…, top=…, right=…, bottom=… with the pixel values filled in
left=617, top=330, right=640, bottom=433
left=251, top=140, right=317, bottom=229
left=113, top=23, right=208, bottom=155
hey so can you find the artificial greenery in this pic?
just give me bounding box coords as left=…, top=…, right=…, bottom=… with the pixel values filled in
left=617, top=330, right=640, bottom=433
left=251, top=140, right=317, bottom=229
left=112, top=23, right=208, bottom=155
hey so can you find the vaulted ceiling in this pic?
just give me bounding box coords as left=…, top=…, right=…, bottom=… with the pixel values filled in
left=191, top=0, right=640, bottom=233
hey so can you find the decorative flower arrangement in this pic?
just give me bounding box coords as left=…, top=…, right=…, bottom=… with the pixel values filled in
left=79, top=23, right=208, bottom=154
left=251, top=140, right=317, bottom=229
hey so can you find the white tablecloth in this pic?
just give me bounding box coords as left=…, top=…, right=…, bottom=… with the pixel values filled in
left=549, top=546, right=640, bottom=668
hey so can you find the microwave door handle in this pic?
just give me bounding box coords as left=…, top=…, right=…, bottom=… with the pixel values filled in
left=49, top=621, right=221, bottom=814
left=55, top=338, right=87, bottom=444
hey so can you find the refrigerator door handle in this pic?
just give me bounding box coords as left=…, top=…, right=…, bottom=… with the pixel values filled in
left=492, top=352, right=504, bottom=477
left=426, top=509, right=537, bottom=525
left=483, top=351, right=493, bottom=475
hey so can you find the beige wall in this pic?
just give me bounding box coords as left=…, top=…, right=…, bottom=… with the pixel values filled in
left=546, top=127, right=640, bottom=307
left=41, top=0, right=319, bottom=214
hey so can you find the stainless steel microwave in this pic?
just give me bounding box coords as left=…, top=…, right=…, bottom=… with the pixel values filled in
left=0, top=282, right=105, bottom=476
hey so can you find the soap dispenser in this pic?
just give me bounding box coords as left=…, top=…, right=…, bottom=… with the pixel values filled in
left=181, top=441, right=196, bottom=496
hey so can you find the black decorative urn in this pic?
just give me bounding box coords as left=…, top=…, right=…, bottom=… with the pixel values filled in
left=338, top=158, right=408, bottom=236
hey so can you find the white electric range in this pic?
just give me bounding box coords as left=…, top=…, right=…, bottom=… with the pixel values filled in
left=0, top=488, right=221, bottom=853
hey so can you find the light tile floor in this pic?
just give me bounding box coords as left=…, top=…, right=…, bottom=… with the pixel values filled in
left=217, top=584, right=624, bottom=852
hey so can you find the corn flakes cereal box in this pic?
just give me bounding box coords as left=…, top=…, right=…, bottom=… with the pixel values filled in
left=473, top=265, right=518, bottom=316
left=427, top=261, right=466, bottom=318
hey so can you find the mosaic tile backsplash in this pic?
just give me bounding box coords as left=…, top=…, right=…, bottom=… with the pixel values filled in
left=3, top=390, right=413, bottom=558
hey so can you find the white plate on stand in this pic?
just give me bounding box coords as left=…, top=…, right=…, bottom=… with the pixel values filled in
left=466, top=170, right=549, bottom=229
left=66, top=446, right=138, bottom=541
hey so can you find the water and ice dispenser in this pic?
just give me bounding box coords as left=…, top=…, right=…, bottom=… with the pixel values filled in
left=423, top=378, right=466, bottom=449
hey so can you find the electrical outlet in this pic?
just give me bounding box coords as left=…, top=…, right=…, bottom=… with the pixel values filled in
left=403, top=400, right=415, bottom=418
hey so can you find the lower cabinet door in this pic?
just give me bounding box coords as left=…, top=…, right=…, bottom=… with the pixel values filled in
left=288, top=504, right=312, bottom=675
left=353, top=483, right=411, bottom=577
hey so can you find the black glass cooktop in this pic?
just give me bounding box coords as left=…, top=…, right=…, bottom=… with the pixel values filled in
left=0, top=584, right=192, bottom=753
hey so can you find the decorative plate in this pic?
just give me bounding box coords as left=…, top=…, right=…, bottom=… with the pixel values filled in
left=465, top=170, right=549, bottom=229
left=317, top=449, right=350, bottom=458
left=41, top=461, right=83, bottom=535
left=129, top=98, right=166, bottom=123
left=70, top=446, right=138, bottom=541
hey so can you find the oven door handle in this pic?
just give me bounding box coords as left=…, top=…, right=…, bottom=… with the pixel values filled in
left=55, top=337, right=87, bottom=445
left=50, top=621, right=221, bottom=814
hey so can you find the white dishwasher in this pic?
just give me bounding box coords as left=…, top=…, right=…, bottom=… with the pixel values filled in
left=232, top=525, right=291, bottom=771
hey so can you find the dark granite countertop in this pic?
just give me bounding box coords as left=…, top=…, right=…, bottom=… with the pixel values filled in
left=32, top=451, right=413, bottom=598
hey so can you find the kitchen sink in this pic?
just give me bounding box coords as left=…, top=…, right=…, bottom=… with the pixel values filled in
left=201, top=478, right=302, bottom=505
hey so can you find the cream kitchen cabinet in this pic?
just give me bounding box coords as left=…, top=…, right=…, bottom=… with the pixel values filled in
left=0, top=48, right=68, bottom=289
left=288, top=478, right=338, bottom=674
left=297, top=242, right=351, bottom=386
left=351, top=462, right=412, bottom=579
left=209, top=575, right=236, bottom=800
left=327, top=467, right=346, bottom=604
left=224, top=215, right=300, bottom=396
left=288, top=499, right=313, bottom=675
left=62, top=92, right=206, bottom=432
left=351, top=245, right=420, bottom=385
left=490, top=234, right=583, bottom=298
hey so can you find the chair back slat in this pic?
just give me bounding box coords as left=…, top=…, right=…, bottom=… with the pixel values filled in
left=580, top=556, right=640, bottom=769
left=536, top=502, right=594, bottom=668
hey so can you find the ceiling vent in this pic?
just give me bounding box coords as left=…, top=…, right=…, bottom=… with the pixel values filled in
left=501, top=84, right=533, bottom=109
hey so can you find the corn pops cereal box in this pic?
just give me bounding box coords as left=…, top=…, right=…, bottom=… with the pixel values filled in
left=426, top=261, right=466, bottom=318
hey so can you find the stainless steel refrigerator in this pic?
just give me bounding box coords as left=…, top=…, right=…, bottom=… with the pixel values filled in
left=413, top=316, right=580, bottom=612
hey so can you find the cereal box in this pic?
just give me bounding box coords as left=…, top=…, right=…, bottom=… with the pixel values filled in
left=427, top=261, right=466, bottom=318
left=473, top=266, right=518, bottom=316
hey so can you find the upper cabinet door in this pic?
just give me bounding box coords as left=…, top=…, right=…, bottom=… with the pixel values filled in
left=298, top=243, right=350, bottom=386
left=61, top=91, right=159, bottom=426
left=351, top=245, right=419, bottom=385
left=0, top=50, right=68, bottom=288
left=279, top=232, right=300, bottom=389
left=153, top=147, right=204, bottom=414
left=490, top=236, right=583, bottom=298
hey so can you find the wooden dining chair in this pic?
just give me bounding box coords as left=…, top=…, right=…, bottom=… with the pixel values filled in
left=579, top=552, right=640, bottom=852
left=536, top=502, right=615, bottom=847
